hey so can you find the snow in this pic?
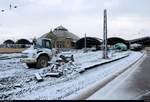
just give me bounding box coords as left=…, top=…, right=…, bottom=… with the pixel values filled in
left=0, top=50, right=143, bottom=100
left=87, top=52, right=145, bottom=100
left=55, top=50, right=129, bottom=71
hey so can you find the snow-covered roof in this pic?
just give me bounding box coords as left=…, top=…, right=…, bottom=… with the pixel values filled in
left=53, top=29, right=79, bottom=41
left=54, top=25, right=68, bottom=31
left=41, top=25, right=80, bottom=41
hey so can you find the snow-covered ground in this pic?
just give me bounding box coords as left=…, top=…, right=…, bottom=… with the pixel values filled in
left=88, top=52, right=146, bottom=100
left=0, top=50, right=143, bottom=100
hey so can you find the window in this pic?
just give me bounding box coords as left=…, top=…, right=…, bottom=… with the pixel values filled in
left=42, top=40, right=52, bottom=49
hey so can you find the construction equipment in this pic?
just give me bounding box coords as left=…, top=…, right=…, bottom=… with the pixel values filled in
left=20, top=38, right=56, bottom=68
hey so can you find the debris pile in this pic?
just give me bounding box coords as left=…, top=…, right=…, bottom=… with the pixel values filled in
left=34, top=54, right=79, bottom=82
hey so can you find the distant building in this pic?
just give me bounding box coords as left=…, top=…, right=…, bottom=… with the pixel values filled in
left=129, top=36, right=150, bottom=47
left=107, top=37, right=130, bottom=49
left=75, top=37, right=102, bottom=49
left=16, top=39, right=31, bottom=48
left=41, top=25, right=80, bottom=49
left=3, top=39, right=15, bottom=48
left=2, top=39, right=31, bottom=48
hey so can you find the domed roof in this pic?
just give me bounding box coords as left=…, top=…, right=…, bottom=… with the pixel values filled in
left=41, top=25, right=80, bottom=42
left=54, top=25, right=68, bottom=31
left=3, top=39, right=15, bottom=44
left=16, top=39, right=31, bottom=44
left=53, top=26, right=79, bottom=41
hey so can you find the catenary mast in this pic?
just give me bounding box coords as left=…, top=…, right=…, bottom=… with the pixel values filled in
left=103, top=9, right=108, bottom=59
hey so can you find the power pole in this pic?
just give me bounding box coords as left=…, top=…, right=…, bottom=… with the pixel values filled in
left=103, top=9, right=108, bottom=59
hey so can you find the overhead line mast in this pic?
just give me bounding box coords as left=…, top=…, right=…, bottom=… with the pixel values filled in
left=103, top=9, right=108, bottom=59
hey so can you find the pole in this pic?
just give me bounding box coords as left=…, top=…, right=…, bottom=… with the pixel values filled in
left=103, top=9, right=108, bottom=59
left=85, top=33, right=87, bottom=51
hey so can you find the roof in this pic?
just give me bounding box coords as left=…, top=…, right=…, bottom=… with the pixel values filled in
left=75, top=37, right=102, bottom=49
left=129, top=36, right=150, bottom=43
left=16, top=39, right=31, bottom=44
left=3, top=39, right=15, bottom=44
left=41, top=25, right=80, bottom=41
left=54, top=25, right=68, bottom=31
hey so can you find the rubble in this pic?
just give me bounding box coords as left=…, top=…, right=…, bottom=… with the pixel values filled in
left=14, top=84, right=22, bottom=88
left=45, top=72, right=62, bottom=77
left=34, top=73, right=43, bottom=82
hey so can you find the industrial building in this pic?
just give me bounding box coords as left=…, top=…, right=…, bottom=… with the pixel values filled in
left=75, top=37, right=102, bottom=49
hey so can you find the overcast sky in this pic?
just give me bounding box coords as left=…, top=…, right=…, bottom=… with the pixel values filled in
left=0, top=0, right=150, bottom=43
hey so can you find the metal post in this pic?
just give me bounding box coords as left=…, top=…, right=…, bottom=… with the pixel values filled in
left=103, top=9, right=108, bottom=59
left=84, top=34, right=87, bottom=51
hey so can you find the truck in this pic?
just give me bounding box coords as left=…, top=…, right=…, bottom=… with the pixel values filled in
left=20, top=38, right=55, bottom=68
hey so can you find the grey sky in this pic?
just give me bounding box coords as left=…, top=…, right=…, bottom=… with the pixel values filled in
left=0, top=0, right=150, bottom=43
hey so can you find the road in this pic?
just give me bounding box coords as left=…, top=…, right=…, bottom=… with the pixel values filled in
left=137, top=50, right=150, bottom=100
left=88, top=50, right=150, bottom=100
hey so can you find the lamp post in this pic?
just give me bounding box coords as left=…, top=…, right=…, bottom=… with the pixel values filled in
left=103, top=9, right=108, bottom=59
